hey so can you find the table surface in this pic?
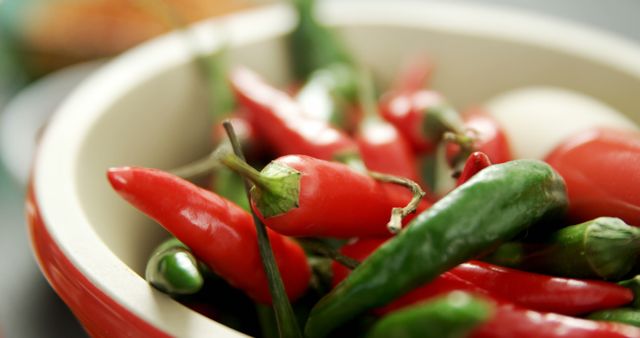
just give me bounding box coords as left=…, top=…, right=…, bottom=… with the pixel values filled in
left=1, top=0, right=639, bottom=337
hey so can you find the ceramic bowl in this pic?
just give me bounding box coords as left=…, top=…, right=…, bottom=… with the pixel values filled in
left=27, top=1, right=640, bottom=337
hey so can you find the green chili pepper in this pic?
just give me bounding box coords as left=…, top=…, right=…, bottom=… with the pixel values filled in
left=145, top=237, right=204, bottom=295
left=289, top=0, right=352, bottom=80
left=305, top=159, right=567, bottom=338
left=367, top=291, right=494, bottom=338
left=588, top=308, right=640, bottom=327
left=488, top=217, right=640, bottom=280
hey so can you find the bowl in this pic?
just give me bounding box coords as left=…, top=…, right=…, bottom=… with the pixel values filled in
left=27, top=1, right=640, bottom=337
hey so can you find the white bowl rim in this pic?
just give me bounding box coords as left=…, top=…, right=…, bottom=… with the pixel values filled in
left=32, top=1, right=640, bottom=336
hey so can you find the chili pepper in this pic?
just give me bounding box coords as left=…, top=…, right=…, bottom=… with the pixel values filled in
left=472, top=303, right=640, bottom=338
left=355, top=68, right=424, bottom=185
left=106, top=166, right=311, bottom=304
left=489, top=217, right=640, bottom=280
left=455, top=152, right=492, bottom=187
left=335, top=238, right=632, bottom=316
left=145, top=237, right=204, bottom=296
left=305, top=159, right=567, bottom=337
left=333, top=238, right=487, bottom=315
left=220, top=153, right=422, bottom=237
left=288, top=0, right=352, bottom=81
left=367, top=291, right=494, bottom=338
left=545, top=127, right=640, bottom=225
left=379, top=88, right=464, bottom=154
left=230, top=66, right=359, bottom=161
left=589, top=308, right=640, bottom=328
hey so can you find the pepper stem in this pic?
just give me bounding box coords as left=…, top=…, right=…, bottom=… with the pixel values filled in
left=443, top=130, right=479, bottom=173
left=369, top=171, right=426, bottom=234
left=219, top=151, right=301, bottom=218
left=169, top=150, right=221, bottom=179
left=223, top=121, right=303, bottom=338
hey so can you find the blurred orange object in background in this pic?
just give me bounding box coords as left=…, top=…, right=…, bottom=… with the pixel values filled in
left=2, top=0, right=256, bottom=77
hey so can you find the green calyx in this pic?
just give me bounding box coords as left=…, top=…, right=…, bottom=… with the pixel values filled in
left=583, top=217, right=640, bottom=280
left=145, top=238, right=204, bottom=295
left=366, top=291, right=494, bottom=338
left=523, top=217, right=640, bottom=280
left=250, top=162, right=302, bottom=218
left=220, top=153, right=301, bottom=218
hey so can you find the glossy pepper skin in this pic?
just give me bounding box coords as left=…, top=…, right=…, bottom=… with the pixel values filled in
left=335, top=239, right=633, bottom=316
left=305, top=160, right=567, bottom=338
left=589, top=308, right=640, bottom=328
left=230, top=66, right=358, bottom=161
left=367, top=291, right=494, bottom=338
left=471, top=303, right=640, bottom=338
left=490, top=217, right=640, bottom=280
left=455, top=152, right=492, bottom=187
left=145, top=237, right=204, bottom=296
left=107, top=166, right=311, bottom=304
left=229, top=154, right=410, bottom=238
left=545, top=128, right=640, bottom=225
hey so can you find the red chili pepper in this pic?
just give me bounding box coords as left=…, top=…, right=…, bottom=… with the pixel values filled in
left=334, top=239, right=632, bottom=316
left=379, top=89, right=462, bottom=154
left=222, top=153, right=420, bottom=238
left=356, top=119, right=422, bottom=184
left=354, top=69, right=424, bottom=185
left=106, top=166, right=311, bottom=304
left=456, top=152, right=492, bottom=187
left=471, top=303, right=640, bottom=338
left=229, top=66, right=358, bottom=161
left=450, top=261, right=632, bottom=316
left=545, top=127, right=640, bottom=225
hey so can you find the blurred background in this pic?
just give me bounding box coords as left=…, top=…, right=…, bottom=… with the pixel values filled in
left=0, top=0, right=638, bottom=337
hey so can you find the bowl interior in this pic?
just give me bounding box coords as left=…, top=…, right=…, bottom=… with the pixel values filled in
left=37, top=1, right=640, bottom=335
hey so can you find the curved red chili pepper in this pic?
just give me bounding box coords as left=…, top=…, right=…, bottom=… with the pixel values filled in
left=107, top=166, right=311, bottom=304
left=356, top=120, right=423, bottom=184
left=379, top=89, right=455, bottom=154
left=450, top=261, right=632, bottom=316
left=456, top=152, right=492, bottom=187
left=545, top=127, right=640, bottom=225
left=334, top=239, right=632, bottom=316
left=229, top=66, right=358, bottom=161
left=249, top=155, right=411, bottom=238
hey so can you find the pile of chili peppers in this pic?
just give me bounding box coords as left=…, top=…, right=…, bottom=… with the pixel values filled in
left=106, top=0, right=640, bottom=337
